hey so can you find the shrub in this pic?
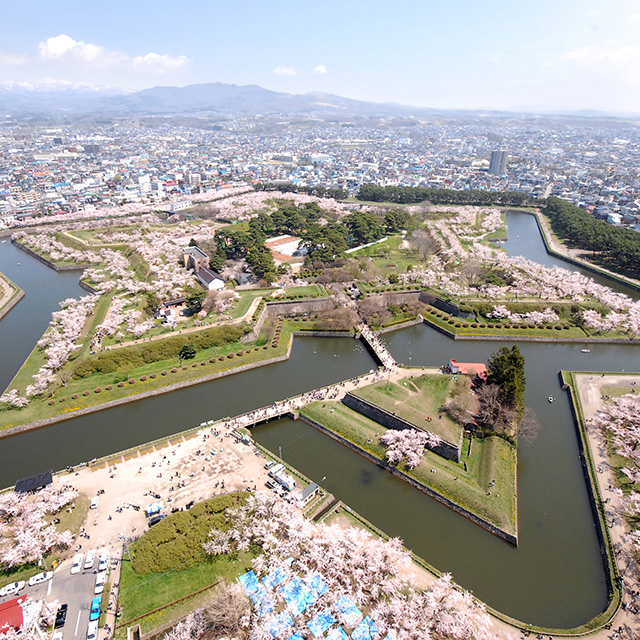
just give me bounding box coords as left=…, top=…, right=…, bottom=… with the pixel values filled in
left=105, top=385, right=113, bottom=390
left=171, top=368, right=178, bottom=373
left=59, top=397, right=66, bottom=402
left=555, top=325, right=562, bottom=330
left=72, top=393, right=79, bottom=399
left=95, top=387, right=102, bottom=393
left=227, top=353, right=235, bottom=359
left=192, top=363, right=198, bottom=367
left=209, top=358, right=216, bottom=363
left=117, top=382, right=125, bottom=388
left=82, top=390, right=90, bottom=396
left=129, top=379, right=135, bottom=384
left=140, top=376, right=148, bottom=381
left=479, top=323, right=487, bottom=328
left=149, top=373, right=157, bottom=379
left=200, top=361, right=206, bottom=366
left=162, top=370, right=168, bottom=375
left=263, top=345, right=269, bottom=350
left=48, top=400, right=55, bottom=405
left=488, top=323, right=495, bottom=328
left=471, top=323, right=478, bottom=328
left=455, top=323, right=462, bottom=328
left=219, top=356, right=225, bottom=361
left=236, top=351, right=244, bottom=357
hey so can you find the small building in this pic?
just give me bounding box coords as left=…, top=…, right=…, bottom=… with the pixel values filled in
left=183, top=246, right=210, bottom=272
left=196, top=266, right=225, bottom=291
left=447, top=359, right=487, bottom=379
left=296, top=482, right=319, bottom=505
left=15, top=471, right=52, bottom=494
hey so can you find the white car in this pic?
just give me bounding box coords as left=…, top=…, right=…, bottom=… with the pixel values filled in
left=28, top=571, right=53, bottom=586
left=52, top=632, right=63, bottom=640
left=83, top=550, right=96, bottom=570
left=94, top=570, right=107, bottom=595
left=90, top=496, right=99, bottom=510
left=98, top=549, right=109, bottom=572
left=71, top=553, right=84, bottom=574
left=0, top=581, right=25, bottom=597
left=86, top=620, right=98, bottom=640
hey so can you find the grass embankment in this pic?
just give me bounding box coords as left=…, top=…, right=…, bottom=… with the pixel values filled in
left=0, top=320, right=292, bottom=431
left=350, top=375, right=463, bottom=444
left=300, top=401, right=517, bottom=535
left=117, top=493, right=254, bottom=636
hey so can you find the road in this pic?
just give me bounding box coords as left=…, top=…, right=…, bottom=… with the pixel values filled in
left=0, top=553, right=109, bottom=640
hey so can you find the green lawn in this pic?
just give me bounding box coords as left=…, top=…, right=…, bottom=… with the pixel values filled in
left=300, top=401, right=517, bottom=535
left=279, top=284, right=327, bottom=298
left=0, top=322, right=294, bottom=431
left=350, top=374, right=463, bottom=444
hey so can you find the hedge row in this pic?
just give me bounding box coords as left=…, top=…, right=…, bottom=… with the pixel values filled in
left=73, top=324, right=248, bottom=378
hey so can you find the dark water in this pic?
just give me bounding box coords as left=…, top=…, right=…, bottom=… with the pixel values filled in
left=0, top=213, right=637, bottom=627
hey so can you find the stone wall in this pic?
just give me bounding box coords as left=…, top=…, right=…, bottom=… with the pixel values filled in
left=265, top=297, right=334, bottom=316
left=342, top=392, right=461, bottom=463
left=299, top=413, right=517, bottom=546
left=11, top=239, right=88, bottom=271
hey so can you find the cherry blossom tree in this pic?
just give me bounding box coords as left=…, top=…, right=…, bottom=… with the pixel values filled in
left=379, top=429, right=442, bottom=469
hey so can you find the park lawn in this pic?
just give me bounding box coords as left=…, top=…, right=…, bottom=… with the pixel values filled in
left=279, top=284, right=327, bottom=298
left=300, top=401, right=516, bottom=535
left=350, top=374, right=463, bottom=444
left=600, top=384, right=639, bottom=398
left=230, top=289, right=271, bottom=319
left=423, top=309, right=588, bottom=339
left=0, top=324, right=295, bottom=431
left=118, top=549, right=255, bottom=627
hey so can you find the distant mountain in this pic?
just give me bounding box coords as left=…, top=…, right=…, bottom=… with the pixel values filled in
left=0, top=81, right=637, bottom=123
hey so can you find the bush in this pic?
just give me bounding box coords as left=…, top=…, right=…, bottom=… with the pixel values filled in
left=95, top=387, right=102, bottom=393
left=471, top=323, right=478, bottom=328
left=236, top=351, right=244, bottom=357
left=72, top=393, right=79, bottom=399
left=227, top=353, right=235, bottom=359
left=149, top=373, right=157, bottom=379
left=83, top=390, right=90, bottom=396
left=479, top=323, right=487, bottom=328
left=129, top=379, right=135, bottom=384
left=48, top=400, right=55, bottom=405
left=117, top=382, right=125, bottom=388
left=171, top=368, right=178, bottom=373
left=192, top=363, right=198, bottom=367
left=162, top=370, right=168, bottom=375
left=140, top=375, right=148, bottom=381
left=210, top=358, right=216, bottom=363
left=263, top=345, right=269, bottom=350
left=200, top=361, right=206, bottom=366
left=105, top=385, right=113, bottom=390
left=219, top=356, right=225, bottom=361
left=59, top=397, right=66, bottom=402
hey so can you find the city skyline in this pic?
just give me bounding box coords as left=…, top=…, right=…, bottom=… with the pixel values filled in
left=1, top=0, right=640, bottom=114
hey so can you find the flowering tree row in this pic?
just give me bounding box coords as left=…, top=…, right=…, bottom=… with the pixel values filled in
left=0, top=486, right=77, bottom=569
left=201, top=492, right=498, bottom=640
left=379, top=428, right=442, bottom=469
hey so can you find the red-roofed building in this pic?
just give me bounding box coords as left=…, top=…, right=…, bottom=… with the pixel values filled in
left=448, top=359, right=487, bottom=379
left=0, top=597, right=24, bottom=633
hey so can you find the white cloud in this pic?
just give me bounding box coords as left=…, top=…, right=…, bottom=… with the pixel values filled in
left=312, top=65, right=328, bottom=76
left=564, top=43, right=640, bottom=83
left=0, top=50, right=27, bottom=66
left=628, top=12, right=640, bottom=22
left=272, top=65, right=297, bottom=77
left=132, top=53, right=189, bottom=73
left=38, top=34, right=188, bottom=74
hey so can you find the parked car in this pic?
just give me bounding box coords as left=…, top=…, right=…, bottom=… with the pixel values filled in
left=98, top=550, right=109, bottom=572
left=90, top=496, right=99, bottom=510
left=54, top=604, right=68, bottom=628
left=94, top=571, right=107, bottom=595
left=148, top=514, right=166, bottom=527
left=89, top=596, right=101, bottom=621
left=0, top=581, right=25, bottom=597
left=28, top=571, right=53, bottom=586
left=52, top=631, right=63, bottom=640
left=87, top=620, right=99, bottom=640
left=83, top=550, right=95, bottom=570
left=71, top=553, right=84, bottom=574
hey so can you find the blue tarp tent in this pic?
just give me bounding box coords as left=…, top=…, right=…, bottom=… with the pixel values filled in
left=305, top=573, right=328, bottom=598
left=351, top=616, right=378, bottom=640
left=238, top=570, right=261, bottom=595
left=263, top=566, right=288, bottom=590
left=286, top=635, right=304, bottom=640
left=250, top=586, right=274, bottom=618
left=308, top=609, right=336, bottom=638
left=326, top=627, right=349, bottom=640
left=334, top=595, right=362, bottom=627
left=281, top=577, right=316, bottom=617
left=266, top=611, right=293, bottom=637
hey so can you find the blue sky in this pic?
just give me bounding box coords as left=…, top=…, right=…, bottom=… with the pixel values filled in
left=1, top=0, right=639, bottom=112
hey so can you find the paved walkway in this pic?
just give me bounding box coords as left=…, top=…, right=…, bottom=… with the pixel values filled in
left=0, top=272, right=16, bottom=312
left=358, top=321, right=396, bottom=368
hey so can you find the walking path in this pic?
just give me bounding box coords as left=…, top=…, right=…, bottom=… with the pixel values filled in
left=102, top=295, right=264, bottom=351
left=358, top=321, right=397, bottom=369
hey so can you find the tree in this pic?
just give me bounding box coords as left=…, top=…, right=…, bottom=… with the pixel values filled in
left=246, top=246, right=276, bottom=279
left=179, top=344, right=196, bottom=363
left=385, top=209, right=411, bottom=233
left=186, top=292, right=206, bottom=314
left=486, top=346, right=526, bottom=413
left=343, top=211, right=384, bottom=247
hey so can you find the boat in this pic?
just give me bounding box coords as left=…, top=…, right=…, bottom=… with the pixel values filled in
left=581, top=348, right=591, bottom=353
left=16, top=262, right=20, bottom=266
left=548, top=395, right=554, bottom=403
